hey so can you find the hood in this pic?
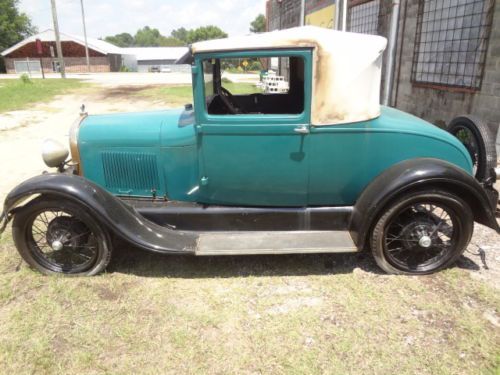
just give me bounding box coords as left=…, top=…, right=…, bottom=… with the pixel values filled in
left=79, top=108, right=196, bottom=148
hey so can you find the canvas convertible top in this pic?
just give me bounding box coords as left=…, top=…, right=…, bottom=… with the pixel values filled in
left=192, top=26, right=387, bottom=126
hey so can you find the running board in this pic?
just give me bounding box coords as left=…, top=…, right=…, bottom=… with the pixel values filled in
left=195, top=231, right=358, bottom=256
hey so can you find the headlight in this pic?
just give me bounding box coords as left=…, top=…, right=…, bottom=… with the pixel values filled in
left=42, top=139, right=69, bottom=168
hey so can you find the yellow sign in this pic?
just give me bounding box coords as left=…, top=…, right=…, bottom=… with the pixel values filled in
left=305, top=4, right=336, bottom=29
left=242, top=60, right=249, bottom=67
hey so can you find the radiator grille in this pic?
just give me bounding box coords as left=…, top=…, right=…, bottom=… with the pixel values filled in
left=102, top=151, right=160, bottom=191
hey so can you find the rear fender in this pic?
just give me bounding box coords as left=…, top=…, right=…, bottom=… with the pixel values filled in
left=350, top=158, right=499, bottom=249
left=1, top=174, right=198, bottom=254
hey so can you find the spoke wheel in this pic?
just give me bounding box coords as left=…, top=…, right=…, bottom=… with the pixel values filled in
left=448, top=116, right=497, bottom=182
left=453, top=126, right=480, bottom=175
left=371, top=191, right=473, bottom=275
left=13, top=198, right=112, bottom=276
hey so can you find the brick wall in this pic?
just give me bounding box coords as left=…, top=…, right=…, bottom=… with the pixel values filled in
left=392, top=0, right=500, bottom=136
left=5, top=56, right=112, bottom=74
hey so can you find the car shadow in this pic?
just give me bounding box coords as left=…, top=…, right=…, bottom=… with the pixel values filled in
left=107, top=245, right=384, bottom=278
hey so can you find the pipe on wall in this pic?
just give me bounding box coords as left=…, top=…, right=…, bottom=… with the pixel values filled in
left=383, top=0, right=401, bottom=106
left=300, top=0, right=305, bottom=26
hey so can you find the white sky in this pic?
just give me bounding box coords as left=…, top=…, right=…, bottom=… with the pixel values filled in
left=19, top=0, right=268, bottom=39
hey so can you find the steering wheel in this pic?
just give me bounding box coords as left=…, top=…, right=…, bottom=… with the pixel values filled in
left=220, top=86, right=243, bottom=114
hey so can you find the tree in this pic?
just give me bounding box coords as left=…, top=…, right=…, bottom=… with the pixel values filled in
left=171, top=27, right=189, bottom=43
left=134, top=26, right=163, bottom=47
left=158, top=36, right=184, bottom=47
left=185, top=25, right=227, bottom=44
left=250, top=14, right=266, bottom=33
left=0, top=0, right=37, bottom=72
left=104, top=32, right=134, bottom=47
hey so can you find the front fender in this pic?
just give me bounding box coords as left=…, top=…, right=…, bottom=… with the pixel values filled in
left=1, top=174, right=198, bottom=254
left=350, top=158, right=499, bottom=249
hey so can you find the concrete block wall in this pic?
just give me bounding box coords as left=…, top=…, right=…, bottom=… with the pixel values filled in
left=392, top=0, right=500, bottom=140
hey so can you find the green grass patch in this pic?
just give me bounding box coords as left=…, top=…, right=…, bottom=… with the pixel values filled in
left=0, top=238, right=499, bottom=374
left=0, top=78, right=87, bottom=113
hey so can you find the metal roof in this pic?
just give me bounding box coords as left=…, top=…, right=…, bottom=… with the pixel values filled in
left=1, top=29, right=123, bottom=56
left=121, top=47, right=189, bottom=62
left=1, top=29, right=188, bottom=62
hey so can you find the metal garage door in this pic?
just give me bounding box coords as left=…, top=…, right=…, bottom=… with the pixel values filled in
left=14, top=60, right=42, bottom=73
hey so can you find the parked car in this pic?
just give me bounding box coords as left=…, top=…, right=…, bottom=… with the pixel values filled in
left=1, top=27, right=498, bottom=276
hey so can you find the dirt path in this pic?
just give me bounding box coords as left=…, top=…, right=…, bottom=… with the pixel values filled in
left=0, top=86, right=498, bottom=289
left=0, top=86, right=172, bottom=195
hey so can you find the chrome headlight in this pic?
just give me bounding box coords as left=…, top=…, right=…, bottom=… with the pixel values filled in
left=42, top=139, right=69, bottom=168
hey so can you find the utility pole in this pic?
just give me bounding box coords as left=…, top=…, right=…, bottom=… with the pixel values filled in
left=50, top=0, right=66, bottom=78
left=80, top=0, right=90, bottom=72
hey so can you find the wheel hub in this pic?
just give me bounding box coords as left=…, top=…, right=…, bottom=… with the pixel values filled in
left=51, top=240, right=64, bottom=251
left=400, top=215, right=436, bottom=250
left=418, top=235, right=432, bottom=248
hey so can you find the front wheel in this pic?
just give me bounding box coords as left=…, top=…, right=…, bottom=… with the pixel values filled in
left=12, top=197, right=112, bottom=276
left=370, top=190, right=473, bottom=275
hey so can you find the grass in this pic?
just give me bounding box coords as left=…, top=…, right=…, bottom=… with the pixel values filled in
left=0, top=78, right=87, bottom=113
left=0, top=230, right=499, bottom=374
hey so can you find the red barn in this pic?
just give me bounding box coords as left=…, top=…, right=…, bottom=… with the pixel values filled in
left=1, top=29, right=126, bottom=74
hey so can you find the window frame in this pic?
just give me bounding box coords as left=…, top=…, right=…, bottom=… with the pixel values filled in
left=193, top=48, right=313, bottom=126
left=410, top=0, right=494, bottom=93
left=347, top=0, right=381, bottom=36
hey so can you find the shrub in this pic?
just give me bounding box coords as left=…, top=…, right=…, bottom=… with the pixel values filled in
left=20, top=73, right=32, bottom=84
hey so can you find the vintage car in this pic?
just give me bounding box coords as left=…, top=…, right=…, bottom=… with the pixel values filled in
left=1, top=27, right=498, bottom=276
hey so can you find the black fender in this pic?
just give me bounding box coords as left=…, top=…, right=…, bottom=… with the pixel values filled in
left=350, top=158, right=499, bottom=249
left=1, top=174, right=198, bottom=254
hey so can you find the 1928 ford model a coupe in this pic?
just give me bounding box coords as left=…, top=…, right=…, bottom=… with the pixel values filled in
left=1, top=27, right=498, bottom=276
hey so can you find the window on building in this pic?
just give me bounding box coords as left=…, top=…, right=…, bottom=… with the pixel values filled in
left=202, top=55, right=305, bottom=115
left=347, top=0, right=380, bottom=35
left=411, top=0, right=494, bottom=91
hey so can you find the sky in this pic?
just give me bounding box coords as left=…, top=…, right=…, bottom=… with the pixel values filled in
left=19, top=0, right=268, bottom=39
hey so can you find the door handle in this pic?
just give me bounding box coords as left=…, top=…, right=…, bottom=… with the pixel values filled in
left=294, top=125, right=309, bottom=134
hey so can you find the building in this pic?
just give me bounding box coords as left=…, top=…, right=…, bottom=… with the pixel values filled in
left=0, top=29, right=189, bottom=74
left=122, top=47, right=190, bottom=73
left=266, top=0, right=500, bottom=144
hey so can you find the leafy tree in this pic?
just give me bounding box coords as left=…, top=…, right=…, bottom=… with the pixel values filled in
left=250, top=14, right=266, bottom=33
left=134, top=26, right=163, bottom=47
left=0, top=0, right=37, bottom=72
left=104, top=32, right=134, bottom=47
left=158, top=36, right=184, bottom=47
left=171, top=27, right=189, bottom=43
left=185, top=26, right=227, bottom=44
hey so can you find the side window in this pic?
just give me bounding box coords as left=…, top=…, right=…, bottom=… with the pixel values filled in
left=203, top=55, right=305, bottom=116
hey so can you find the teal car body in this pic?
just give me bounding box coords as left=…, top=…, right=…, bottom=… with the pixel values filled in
left=76, top=45, right=473, bottom=207
left=2, top=26, right=498, bottom=277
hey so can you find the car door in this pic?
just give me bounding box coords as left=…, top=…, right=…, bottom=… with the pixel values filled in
left=193, top=50, right=313, bottom=207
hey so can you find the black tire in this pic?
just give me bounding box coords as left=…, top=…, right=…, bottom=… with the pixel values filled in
left=448, top=115, right=497, bottom=181
left=371, top=190, right=473, bottom=275
left=12, top=197, right=112, bottom=276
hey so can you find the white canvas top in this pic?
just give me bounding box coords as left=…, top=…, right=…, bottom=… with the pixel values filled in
left=192, top=26, right=388, bottom=126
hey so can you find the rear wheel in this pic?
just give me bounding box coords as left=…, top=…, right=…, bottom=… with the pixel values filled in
left=448, top=116, right=497, bottom=181
left=12, top=197, right=112, bottom=276
left=371, top=190, right=473, bottom=275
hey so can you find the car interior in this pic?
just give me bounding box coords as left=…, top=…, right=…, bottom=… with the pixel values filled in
left=204, top=56, right=305, bottom=115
